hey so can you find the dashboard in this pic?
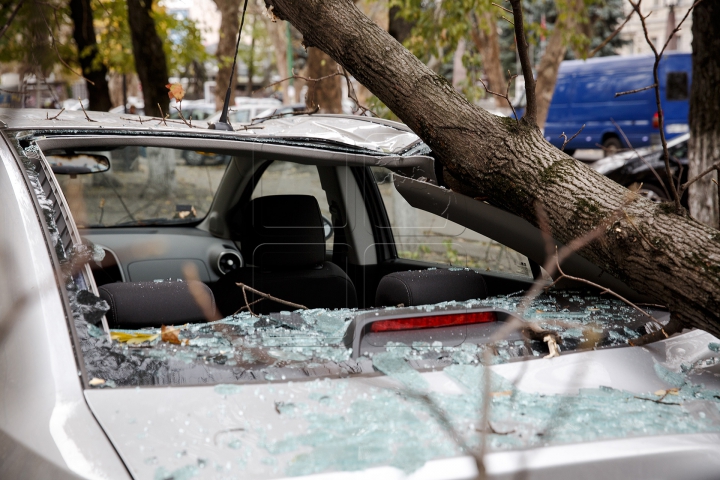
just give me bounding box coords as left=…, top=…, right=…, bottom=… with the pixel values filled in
left=81, top=227, right=242, bottom=286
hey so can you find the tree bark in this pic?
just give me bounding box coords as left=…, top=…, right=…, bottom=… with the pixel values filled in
left=68, top=0, right=112, bottom=112
left=305, top=47, right=342, bottom=113
left=265, top=0, right=720, bottom=337
left=688, top=1, right=720, bottom=229
left=267, top=19, right=290, bottom=103
left=533, top=0, right=583, bottom=128
left=469, top=11, right=506, bottom=109
left=126, top=0, right=169, bottom=117
left=213, top=0, right=241, bottom=111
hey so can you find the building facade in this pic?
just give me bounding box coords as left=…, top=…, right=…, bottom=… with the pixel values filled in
left=619, top=0, right=694, bottom=55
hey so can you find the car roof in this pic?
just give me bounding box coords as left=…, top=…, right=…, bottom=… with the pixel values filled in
left=0, top=108, right=422, bottom=155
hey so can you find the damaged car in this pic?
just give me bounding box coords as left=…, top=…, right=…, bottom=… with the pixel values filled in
left=1, top=108, right=720, bottom=480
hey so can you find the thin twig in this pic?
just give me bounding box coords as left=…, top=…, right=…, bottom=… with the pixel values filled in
left=46, top=108, right=64, bottom=120
left=588, top=9, right=634, bottom=58
left=235, top=283, right=308, bottom=311
left=615, top=84, right=657, bottom=97
left=157, top=104, right=168, bottom=126
left=37, top=4, right=94, bottom=85
left=173, top=106, right=195, bottom=128
left=500, top=15, right=514, bottom=26
left=233, top=297, right=264, bottom=315
left=560, top=124, right=585, bottom=151
left=478, top=73, right=518, bottom=123
left=340, top=66, right=376, bottom=116
left=680, top=161, right=720, bottom=194
left=241, top=285, right=257, bottom=317
left=611, top=118, right=672, bottom=200
left=0, top=0, right=25, bottom=40
left=78, top=97, right=97, bottom=122
left=491, top=2, right=512, bottom=14
left=547, top=248, right=663, bottom=326
left=627, top=0, right=701, bottom=211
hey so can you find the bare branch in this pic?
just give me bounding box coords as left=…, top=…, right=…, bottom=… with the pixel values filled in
left=45, top=108, right=64, bottom=120
left=610, top=118, right=672, bottom=200
left=658, top=0, right=703, bottom=58
left=172, top=105, right=196, bottom=128
left=157, top=103, right=168, bottom=126
left=680, top=161, right=720, bottom=194
left=491, top=2, right=512, bottom=14
left=235, top=283, right=308, bottom=311
left=478, top=73, right=518, bottom=122
left=78, top=97, right=97, bottom=122
left=615, top=84, right=657, bottom=97
left=37, top=4, right=95, bottom=85
left=588, top=9, right=634, bottom=58
left=0, top=0, right=24, bottom=40
left=508, top=0, right=536, bottom=124
left=559, top=124, right=585, bottom=151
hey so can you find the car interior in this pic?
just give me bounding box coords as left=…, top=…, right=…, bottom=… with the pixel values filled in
left=34, top=135, right=547, bottom=331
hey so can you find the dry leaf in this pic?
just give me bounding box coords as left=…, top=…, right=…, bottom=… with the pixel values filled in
left=166, top=83, right=185, bottom=102
left=491, top=391, right=512, bottom=397
left=111, top=331, right=159, bottom=344
left=161, top=325, right=188, bottom=345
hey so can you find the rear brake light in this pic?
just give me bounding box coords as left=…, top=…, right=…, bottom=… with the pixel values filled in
left=652, top=112, right=659, bottom=129
left=369, top=311, right=497, bottom=333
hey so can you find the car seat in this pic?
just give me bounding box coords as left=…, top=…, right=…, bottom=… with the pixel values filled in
left=375, top=268, right=488, bottom=307
left=98, top=280, right=217, bottom=328
left=215, top=195, right=357, bottom=316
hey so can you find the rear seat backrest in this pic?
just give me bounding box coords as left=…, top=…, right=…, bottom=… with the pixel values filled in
left=375, top=268, right=488, bottom=307
left=99, top=280, right=217, bottom=328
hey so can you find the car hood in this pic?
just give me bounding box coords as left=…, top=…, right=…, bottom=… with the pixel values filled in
left=85, top=329, right=720, bottom=480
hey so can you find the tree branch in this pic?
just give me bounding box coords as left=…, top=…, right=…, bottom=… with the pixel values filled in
left=588, top=8, right=634, bottom=58
left=0, top=0, right=24, bottom=40
left=508, top=0, right=536, bottom=125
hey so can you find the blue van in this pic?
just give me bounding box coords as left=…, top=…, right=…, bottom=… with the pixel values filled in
left=517, top=52, right=691, bottom=154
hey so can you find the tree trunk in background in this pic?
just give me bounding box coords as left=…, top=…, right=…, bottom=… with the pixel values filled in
left=688, top=1, right=720, bottom=229
left=388, top=5, right=413, bottom=44
left=354, top=0, right=389, bottom=108
left=267, top=20, right=290, bottom=103
left=69, top=0, right=112, bottom=112
left=246, top=28, right=256, bottom=95
left=470, top=12, right=506, bottom=109
left=126, top=0, right=169, bottom=117
left=305, top=47, right=342, bottom=113
left=534, top=0, right=583, bottom=128
left=452, top=38, right=467, bottom=90
left=265, top=0, right=720, bottom=338
left=213, top=0, right=241, bottom=111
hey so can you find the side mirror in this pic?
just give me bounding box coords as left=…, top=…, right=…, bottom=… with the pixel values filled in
left=46, top=153, right=110, bottom=175
left=321, top=215, right=333, bottom=241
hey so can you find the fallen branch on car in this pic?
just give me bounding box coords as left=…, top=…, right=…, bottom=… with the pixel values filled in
left=235, top=282, right=308, bottom=314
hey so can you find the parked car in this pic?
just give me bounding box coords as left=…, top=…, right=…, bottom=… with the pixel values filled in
left=590, top=133, right=689, bottom=203
left=168, top=99, right=217, bottom=122
left=2, top=108, right=720, bottom=480
left=515, top=52, right=691, bottom=155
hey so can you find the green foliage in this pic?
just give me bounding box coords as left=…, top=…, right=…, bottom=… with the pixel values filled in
left=391, top=0, right=628, bottom=101
left=93, top=0, right=207, bottom=76
left=0, top=0, right=76, bottom=76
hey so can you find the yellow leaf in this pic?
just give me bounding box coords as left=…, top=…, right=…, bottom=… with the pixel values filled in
left=111, top=331, right=159, bottom=344
left=166, top=83, right=185, bottom=102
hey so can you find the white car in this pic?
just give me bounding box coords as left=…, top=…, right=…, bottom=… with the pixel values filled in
left=1, top=108, right=719, bottom=480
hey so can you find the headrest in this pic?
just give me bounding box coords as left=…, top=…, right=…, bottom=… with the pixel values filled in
left=375, top=268, right=488, bottom=307
left=240, top=195, right=325, bottom=269
left=98, top=280, right=216, bottom=329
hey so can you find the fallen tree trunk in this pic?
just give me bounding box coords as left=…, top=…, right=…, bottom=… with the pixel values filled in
left=264, top=0, right=720, bottom=337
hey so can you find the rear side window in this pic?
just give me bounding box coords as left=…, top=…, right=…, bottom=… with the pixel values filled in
left=666, top=72, right=688, bottom=100
left=372, top=167, right=532, bottom=277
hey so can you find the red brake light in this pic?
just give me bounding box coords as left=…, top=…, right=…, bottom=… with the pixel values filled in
left=652, top=112, right=659, bottom=129
left=369, top=311, right=497, bottom=333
